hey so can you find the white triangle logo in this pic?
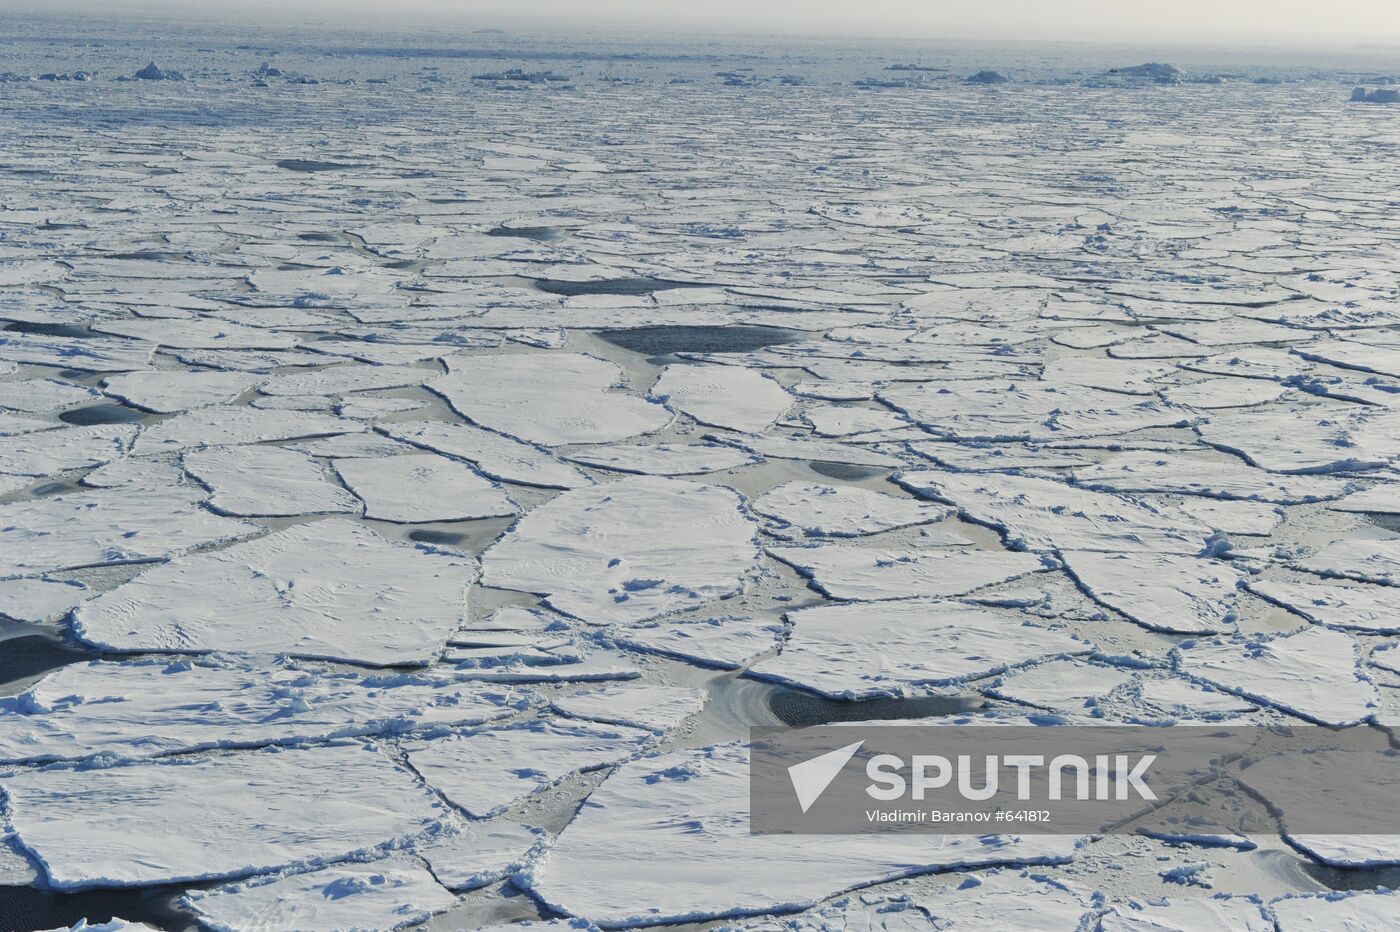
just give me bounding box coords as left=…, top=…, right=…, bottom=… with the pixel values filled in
left=788, top=740, right=865, bottom=813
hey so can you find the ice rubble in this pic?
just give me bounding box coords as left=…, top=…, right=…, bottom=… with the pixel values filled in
left=404, top=718, right=654, bottom=817
left=335, top=452, right=517, bottom=523
left=768, top=545, right=1045, bottom=602
left=748, top=599, right=1087, bottom=698
left=431, top=353, right=671, bottom=445
left=4, top=743, right=446, bottom=890
left=752, top=482, right=948, bottom=538
left=650, top=364, right=793, bottom=433
left=524, top=741, right=1079, bottom=926
left=184, top=445, right=360, bottom=517
left=0, top=659, right=516, bottom=763
left=74, top=519, right=474, bottom=665
left=481, top=476, right=757, bottom=626
left=184, top=857, right=459, bottom=932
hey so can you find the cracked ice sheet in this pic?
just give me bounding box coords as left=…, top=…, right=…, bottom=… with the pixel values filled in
left=752, top=482, right=948, bottom=538
left=1175, top=627, right=1378, bottom=726
left=524, top=741, right=1079, bottom=926
left=1197, top=407, right=1400, bottom=474
left=0, top=659, right=516, bottom=763
left=748, top=599, right=1089, bottom=699
left=1061, top=551, right=1247, bottom=634
left=430, top=353, right=670, bottom=446
left=0, top=485, right=259, bottom=577
left=768, top=545, right=1045, bottom=602
left=481, top=476, right=757, bottom=626
left=649, top=364, right=792, bottom=433
left=184, top=445, right=360, bottom=517
left=383, top=420, right=590, bottom=489
left=73, top=519, right=474, bottom=666
left=986, top=658, right=1133, bottom=712
left=3, top=743, right=447, bottom=891
left=334, top=452, right=517, bottom=523
left=898, top=471, right=1211, bottom=554
left=183, top=857, right=459, bottom=932
left=404, top=718, right=654, bottom=818
left=711, top=434, right=903, bottom=468
left=0, top=379, right=99, bottom=413
left=131, top=406, right=360, bottom=455
left=551, top=684, right=706, bottom=733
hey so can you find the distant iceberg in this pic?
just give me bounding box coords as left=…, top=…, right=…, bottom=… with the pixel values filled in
left=1352, top=85, right=1400, bottom=103
left=133, top=61, right=184, bottom=80
left=1097, top=62, right=1183, bottom=85
left=965, top=70, right=1009, bottom=84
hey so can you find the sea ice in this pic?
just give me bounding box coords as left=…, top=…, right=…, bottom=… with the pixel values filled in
left=184, top=445, right=360, bottom=517
left=384, top=420, right=591, bottom=489
left=767, top=545, right=1045, bottom=601
left=650, top=364, right=792, bottom=433
left=73, top=519, right=474, bottom=666
left=1061, top=551, right=1246, bottom=634
left=752, top=482, right=948, bottom=538
left=335, top=453, right=517, bottom=523
left=480, top=477, right=757, bottom=626
left=4, top=743, right=447, bottom=890
left=551, top=684, right=706, bottom=733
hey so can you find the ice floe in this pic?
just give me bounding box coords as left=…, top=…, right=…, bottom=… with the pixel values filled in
left=752, top=482, right=948, bottom=538
left=184, top=445, right=360, bottom=517
left=335, top=452, right=517, bottom=523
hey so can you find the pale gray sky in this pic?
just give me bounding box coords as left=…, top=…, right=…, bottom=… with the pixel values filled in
left=37, top=0, right=1400, bottom=43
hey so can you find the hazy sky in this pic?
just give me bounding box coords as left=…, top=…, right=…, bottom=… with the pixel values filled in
left=33, top=0, right=1400, bottom=43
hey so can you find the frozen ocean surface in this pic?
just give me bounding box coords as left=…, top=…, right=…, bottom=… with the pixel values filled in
left=3, top=7, right=1400, bottom=930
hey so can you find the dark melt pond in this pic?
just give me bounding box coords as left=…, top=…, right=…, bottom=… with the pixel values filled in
left=487, top=225, right=563, bottom=242
left=768, top=686, right=983, bottom=727
left=275, top=158, right=354, bottom=173
left=58, top=404, right=145, bottom=426
left=596, top=324, right=804, bottom=356
left=533, top=277, right=710, bottom=298
left=4, top=321, right=92, bottom=339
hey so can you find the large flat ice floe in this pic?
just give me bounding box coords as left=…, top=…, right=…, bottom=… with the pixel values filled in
left=1175, top=627, right=1379, bottom=726
left=4, top=743, right=447, bottom=890
left=481, top=476, right=757, bottom=625
left=431, top=353, right=671, bottom=445
left=404, top=718, right=654, bottom=817
left=768, top=544, right=1045, bottom=601
left=184, top=445, right=361, bottom=517
left=183, top=857, right=459, bottom=932
left=748, top=599, right=1088, bottom=698
left=649, top=364, right=792, bottom=432
left=524, top=741, right=1080, bottom=926
left=384, top=420, right=592, bottom=489
left=335, top=452, right=517, bottom=523
left=0, top=659, right=516, bottom=763
left=752, top=481, right=949, bottom=538
left=1061, top=551, right=1246, bottom=633
left=73, top=519, right=474, bottom=665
